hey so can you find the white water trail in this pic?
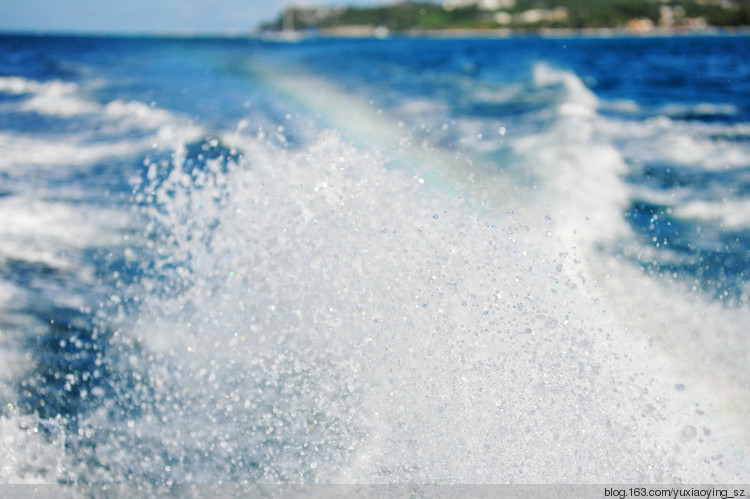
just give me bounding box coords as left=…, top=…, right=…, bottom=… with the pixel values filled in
left=127, top=111, right=748, bottom=482
left=1, top=62, right=748, bottom=485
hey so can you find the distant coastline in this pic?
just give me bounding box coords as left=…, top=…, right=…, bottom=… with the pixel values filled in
left=258, top=25, right=750, bottom=41
left=259, top=0, right=750, bottom=39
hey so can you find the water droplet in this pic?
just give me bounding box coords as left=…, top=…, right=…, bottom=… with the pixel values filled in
left=680, top=425, right=697, bottom=442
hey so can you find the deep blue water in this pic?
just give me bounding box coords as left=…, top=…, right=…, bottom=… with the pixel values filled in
left=1, top=33, right=749, bottom=486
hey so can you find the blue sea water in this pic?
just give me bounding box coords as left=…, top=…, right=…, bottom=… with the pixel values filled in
left=0, top=33, right=749, bottom=486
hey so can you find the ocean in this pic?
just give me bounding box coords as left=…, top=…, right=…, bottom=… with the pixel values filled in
left=0, top=33, right=749, bottom=487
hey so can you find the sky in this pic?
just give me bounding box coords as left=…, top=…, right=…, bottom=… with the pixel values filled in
left=0, top=0, right=394, bottom=35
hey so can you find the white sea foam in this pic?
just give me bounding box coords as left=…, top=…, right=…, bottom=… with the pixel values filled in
left=0, top=297, right=68, bottom=485
left=506, top=64, right=631, bottom=247
left=395, top=98, right=448, bottom=118
left=2, top=59, right=749, bottom=486
left=653, top=132, right=749, bottom=171
left=469, top=82, right=527, bottom=105
left=0, top=76, right=203, bottom=171
left=660, top=102, right=739, bottom=118
left=0, top=196, right=128, bottom=268
left=672, top=198, right=750, bottom=229
left=0, top=132, right=138, bottom=171
left=598, top=116, right=750, bottom=172
left=0, top=413, right=68, bottom=484
left=0, top=80, right=208, bottom=485
left=0, top=283, right=28, bottom=403
left=105, top=100, right=204, bottom=144
left=0, top=290, right=68, bottom=486
left=0, top=76, right=33, bottom=94
left=0, top=115, right=202, bottom=182
left=533, top=63, right=598, bottom=118
left=90, top=114, right=745, bottom=483
left=0, top=76, right=99, bottom=117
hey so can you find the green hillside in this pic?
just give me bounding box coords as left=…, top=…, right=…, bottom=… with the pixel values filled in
left=261, top=0, right=750, bottom=32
